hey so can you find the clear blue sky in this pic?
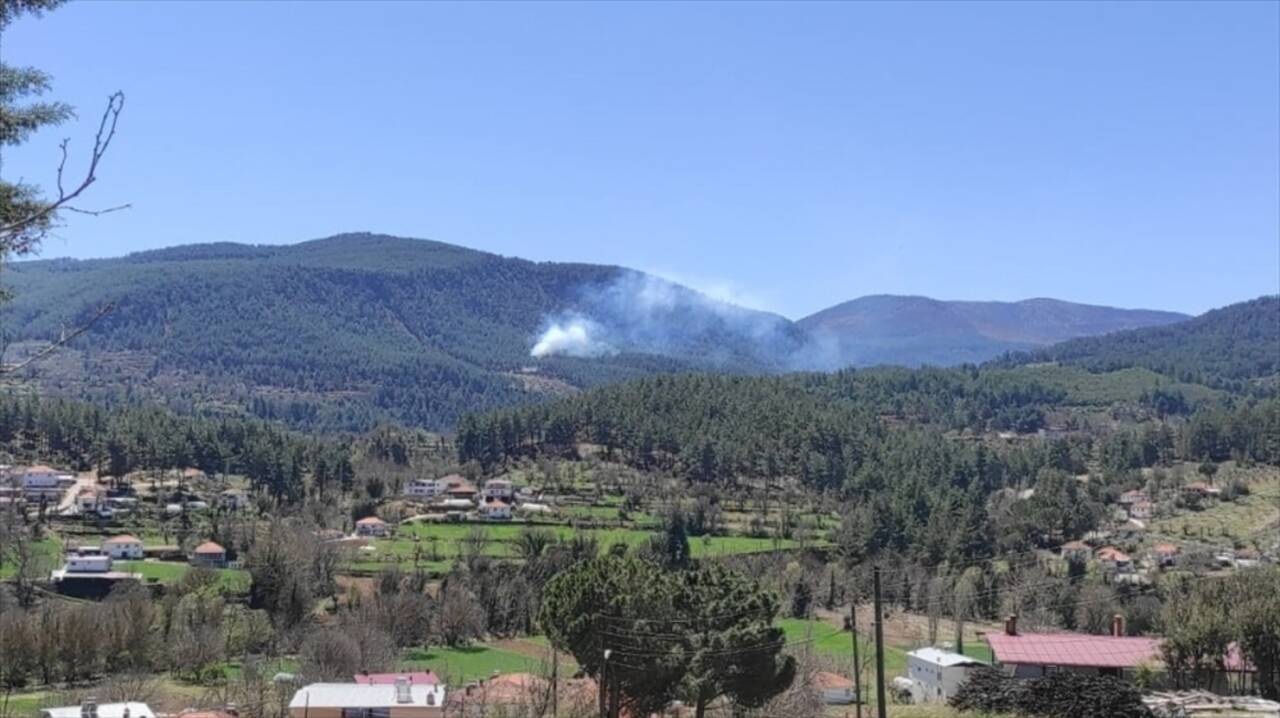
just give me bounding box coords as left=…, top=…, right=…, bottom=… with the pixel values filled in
left=5, top=1, right=1277, bottom=318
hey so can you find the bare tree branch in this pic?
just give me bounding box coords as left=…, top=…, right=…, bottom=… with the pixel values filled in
left=0, top=91, right=126, bottom=238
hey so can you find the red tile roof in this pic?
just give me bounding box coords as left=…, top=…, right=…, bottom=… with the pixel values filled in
left=356, top=516, right=387, bottom=525
left=193, top=541, right=225, bottom=554
left=985, top=632, right=1161, bottom=669
left=353, top=671, right=440, bottom=685
left=1096, top=546, right=1131, bottom=562
left=104, top=535, right=142, bottom=544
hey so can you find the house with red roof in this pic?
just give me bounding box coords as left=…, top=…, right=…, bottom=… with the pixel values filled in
left=355, top=516, right=390, bottom=538
left=1118, top=489, right=1149, bottom=506
left=1059, top=540, right=1091, bottom=562
left=985, top=615, right=1161, bottom=679
left=1149, top=542, right=1181, bottom=568
left=102, top=534, right=144, bottom=560
left=1095, top=546, right=1134, bottom=573
left=479, top=499, right=513, bottom=521
left=191, top=541, right=227, bottom=568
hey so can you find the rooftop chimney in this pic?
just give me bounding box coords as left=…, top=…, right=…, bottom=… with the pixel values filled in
left=1112, top=614, right=1126, bottom=637
left=1005, top=615, right=1018, bottom=636
left=395, top=676, right=412, bottom=704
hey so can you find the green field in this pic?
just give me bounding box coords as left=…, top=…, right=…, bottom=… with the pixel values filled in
left=118, top=560, right=250, bottom=591
left=778, top=618, right=994, bottom=678
left=401, top=641, right=575, bottom=683
left=356, top=522, right=799, bottom=569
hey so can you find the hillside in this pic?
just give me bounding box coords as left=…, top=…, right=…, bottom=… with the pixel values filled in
left=0, top=233, right=1217, bottom=432
left=0, top=233, right=797, bottom=430
left=799, top=295, right=1189, bottom=367
left=1005, top=296, right=1280, bottom=393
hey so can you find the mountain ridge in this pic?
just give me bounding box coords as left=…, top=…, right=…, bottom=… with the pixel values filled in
left=0, top=233, right=1219, bottom=430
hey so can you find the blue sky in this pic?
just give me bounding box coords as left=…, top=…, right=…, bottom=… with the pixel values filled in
left=5, top=1, right=1277, bottom=318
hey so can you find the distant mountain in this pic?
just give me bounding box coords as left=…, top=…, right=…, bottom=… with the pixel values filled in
left=798, top=295, right=1189, bottom=367
left=1003, top=296, right=1280, bottom=393
left=0, top=233, right=1212, bottom=431
left=0, top=233, right=798, bottom=431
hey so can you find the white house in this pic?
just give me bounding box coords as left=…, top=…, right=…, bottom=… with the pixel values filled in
left=64, top=548, right=113, bottom=574
left=404, top=478, right=444, bottom=502
left=479, top=500, right=513, bottom=521
left=1128, top=500, right=1154, bottom=520
left=21, top=465, right=63, bottom=489
left=76, top=489, right=100, bottom=512
left=902, top=647, right=987, bottom=703
left=356, top=516, right=391, bottom=537
left=102, top=535, right=144, bottom=560
left=482, top=479, right=515, bottom=502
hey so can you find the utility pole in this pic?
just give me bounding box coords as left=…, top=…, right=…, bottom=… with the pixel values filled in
left=873, top=566, right=887, bottom=718
left=551, top=646, right=559, bottom=717
left=599, top=648, right=611, bottom=718
left=850, top=599, right=863, bottom=718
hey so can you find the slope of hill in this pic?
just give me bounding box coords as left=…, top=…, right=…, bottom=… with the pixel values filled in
left=0, top=233, right=798, bottom=430
left=799, top=295, right=1189, bottom=367
left=1006, top=296, right=1280, bottom=393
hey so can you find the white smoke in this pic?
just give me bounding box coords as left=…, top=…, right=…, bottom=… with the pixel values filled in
left=530, top=316, right=614, bottom=358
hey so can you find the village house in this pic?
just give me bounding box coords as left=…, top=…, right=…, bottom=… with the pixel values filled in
left=1182, top=481, right=1221, bottom=499
left=1060, top=540, right=1091, bottom=562
left=445, top=481, right=479, bottom=502
left=21, top=464, right=73, bottom=500
left=1149, top=542, right=1181, bottom=568
left=77, top=488, right=104, bottom=514
left=289, top=678, right=446, bottom=718
left=478, top=499, right=513, bottom=521
left=102, top=535, right=145, bottom=560
left=403, top=478, right=444, bottom=502
left=985, top=615, right=1160, bottom=679
left=1118, top=489, right=1149, bottom=506
left=63, top=546, right=114, bottom=574
left=900, top=647, right=988, bottom=703
left=1128, top=500, right=1155, bottom=520
left=191, top=541, right=227, bottom=568
left=356, top=516, right=391, bottom=538
left=482, top=478, right=515, bottom=502
left=1096, top=546, right=1135, bottom=573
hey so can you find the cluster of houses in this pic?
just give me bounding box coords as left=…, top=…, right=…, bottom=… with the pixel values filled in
left=0, top=463, right=77, bottom=505
left=1117, top=482, right=1224, bottom=523
left=49, top=534, right=229, bottom=598
left=402, top=474, right=552, bottom=523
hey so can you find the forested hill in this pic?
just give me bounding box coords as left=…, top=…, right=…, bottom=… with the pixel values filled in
left=1, top=233, right=798, bottom=431
left=798, top=295, right=1188, bottom=367
left=1000, top=296, right=1280, bottom=393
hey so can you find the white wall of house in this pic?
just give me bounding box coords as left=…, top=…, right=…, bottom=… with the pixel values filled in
left=905, top=650, right=983, bottom=702
left=104, top=542, right=143, bottom=560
